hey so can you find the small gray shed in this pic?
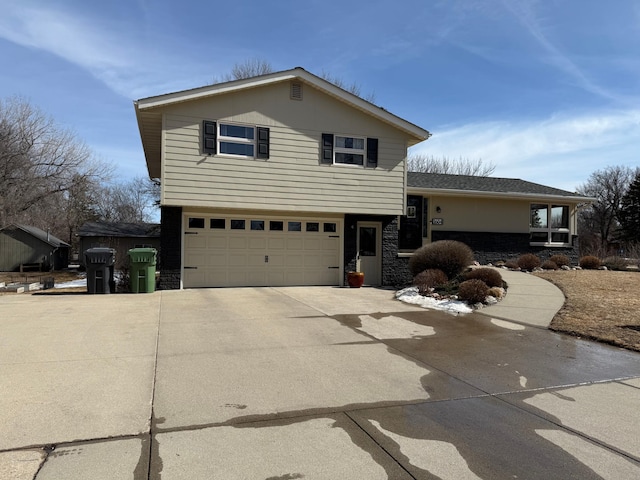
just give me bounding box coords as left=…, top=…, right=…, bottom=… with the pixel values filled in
left=0, top=224, right=70, bottom=272
left=77, top=222, right=160, bottom=268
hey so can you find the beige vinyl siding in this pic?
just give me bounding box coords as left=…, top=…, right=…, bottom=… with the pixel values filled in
left=428, top=197, right=532, bottom=233
left=426, top=196, right=580, bottom=235
left=158, top=81, right=408, bottom=215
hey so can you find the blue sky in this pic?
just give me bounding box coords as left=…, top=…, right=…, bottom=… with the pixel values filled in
left=1, top=0, right=639, bottom=192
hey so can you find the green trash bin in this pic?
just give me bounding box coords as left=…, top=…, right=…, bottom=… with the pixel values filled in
left=128, top=248, right=157, bottom=293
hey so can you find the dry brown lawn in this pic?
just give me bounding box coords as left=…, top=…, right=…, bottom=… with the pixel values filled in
left=534, top=270, right=640, bottom=352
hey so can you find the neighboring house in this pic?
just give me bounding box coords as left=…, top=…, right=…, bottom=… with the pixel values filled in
left=403, top=173, right=595, bottom=265
left=0, top=224, right=70, bottom=272
left=77, top=222, right=161, bottom=267
left=134, top=67, right=592, bottom=289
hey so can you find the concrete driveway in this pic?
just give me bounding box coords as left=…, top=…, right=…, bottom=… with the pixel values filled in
left=1, top=286, right=639, bottom=479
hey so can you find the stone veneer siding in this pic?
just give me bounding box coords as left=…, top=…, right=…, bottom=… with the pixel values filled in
left=344, top=214, right=411, bottom=288
left=158, top=206, right=182, bottom=290
left=431, top=231, right=580, bottom=266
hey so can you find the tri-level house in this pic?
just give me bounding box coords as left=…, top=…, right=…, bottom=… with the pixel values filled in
left=135, top=67, right=592, bottom=289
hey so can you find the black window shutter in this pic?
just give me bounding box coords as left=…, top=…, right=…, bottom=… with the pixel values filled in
left=203, top=120, right=217, bottom=154
left=256, top=127, right=270, bottom=159
left=367, top=138, right=378, bottom=167
left=321, top=133, right=333, bottom=164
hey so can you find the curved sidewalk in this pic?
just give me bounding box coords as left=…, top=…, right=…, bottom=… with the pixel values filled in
left=478, top=269, right=565, bottom=328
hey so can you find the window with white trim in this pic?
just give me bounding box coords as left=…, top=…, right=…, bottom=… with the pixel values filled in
left=530, top=204, right=570, bottom=245
left=321, top=133, right=378, bottom=167
left=334, top=136, right=365, bottom=165
left=220, top=123, right=255, bottom=157
left=202, top=120, right=269, bottom=159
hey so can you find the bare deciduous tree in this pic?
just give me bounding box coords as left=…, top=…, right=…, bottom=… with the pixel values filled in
left=576, top=165, right=638, bottom=253
left=93, top=176, right=159, bottom=224
left=0, top=96, right=110, bottom=230
left=228, top=58, right=274, bottom=80
left=408, top=154, right=496, bottom=176
left=319, top=70, right=376, bottom=103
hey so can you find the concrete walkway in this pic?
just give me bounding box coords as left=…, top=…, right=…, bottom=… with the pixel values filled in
left=479, top=268, right=565, bottom=328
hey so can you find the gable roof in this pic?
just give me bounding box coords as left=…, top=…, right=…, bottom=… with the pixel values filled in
left=135, top=67, right=431, bottom=178
left=0, top=224, right=70, bottom=248
left=407, top=172, right=595, bottom=202
left=78, top=222, right=161, bottom=238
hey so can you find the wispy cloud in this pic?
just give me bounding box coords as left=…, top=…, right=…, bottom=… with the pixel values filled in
left=0, top=3, right=218, bottom=98
left=411, top=109, right=640, bottom=190
left=501, top=0, right=623, bottom=102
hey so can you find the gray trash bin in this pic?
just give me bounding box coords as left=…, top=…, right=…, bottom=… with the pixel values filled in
left=84, top=248, right=116, bottom=294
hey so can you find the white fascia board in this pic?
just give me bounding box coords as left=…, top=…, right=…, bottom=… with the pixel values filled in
left=135, top=71, right=299, bottom=110
left=407, top=187, right=596, bottom=204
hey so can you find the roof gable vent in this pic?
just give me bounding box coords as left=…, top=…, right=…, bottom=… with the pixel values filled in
left=290, top=81, right=303, bottom=100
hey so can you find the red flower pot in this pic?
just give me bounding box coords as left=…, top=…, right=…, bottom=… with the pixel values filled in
left=347, top=271, right=365, bottom=288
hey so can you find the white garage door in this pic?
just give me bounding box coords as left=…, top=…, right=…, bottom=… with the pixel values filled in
left=182, top=215, right=342, bottom=288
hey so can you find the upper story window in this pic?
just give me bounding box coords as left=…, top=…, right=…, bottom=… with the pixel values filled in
left=220, top=124, right=255, bottom=157
left=203, top=120, right=269, bottom=159
left=321, top=133, right=378, bottom=167
left=530, top=204, right=570, bottom=245
left=335, top=136, right=365, bottom=165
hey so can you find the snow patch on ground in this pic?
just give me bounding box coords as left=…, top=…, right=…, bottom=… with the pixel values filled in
left=54, top=278, right=87, bottom=289
left=395, top=287, right=473, bottom=315
left=357, top=314, right=436, bottom=339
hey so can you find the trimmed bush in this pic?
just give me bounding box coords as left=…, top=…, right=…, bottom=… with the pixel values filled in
left=504, top=260, right=520, bottom=270
left=603, top=256, right=629, bottom=271
left=458, top=279, right=490, bottom=304
left=463, top=267, right=503, bottom=288
left=548, top=254, right=570, bottom=267
left=408, top=240, right=475, bottom=279
left=413, top=269, right=448, bottom=295
left=579, top=255, right=601, bottom=269
left=541, top=260, right=558, bottom=270
left=517, top=253, right=541, bottom=271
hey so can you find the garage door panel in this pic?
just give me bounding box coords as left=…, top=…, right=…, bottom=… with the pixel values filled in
left=208, top=254, right=228, bottom=267
left=286, top=238, right=304, bottom=250
left=249, top=238, right=267, bottom=249
left=248, top=253, right=266, bottom=267
left=185, top=236, right=207, bottom=249
left=183, top=215, right=341, bottom=288
left=228, top=254, right=247, bottom=267
left=268, top=238, right=286, bottom=249
left=229, top=238, right=248, bottom=249
left=305, top=239, right=322, bottom=250
left=208, top=237, right=228, bottom=248
left=267, top=254, right=285, bottom=267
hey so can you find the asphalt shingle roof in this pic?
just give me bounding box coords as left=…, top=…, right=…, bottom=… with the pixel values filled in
left=78, top=222, right=161, bottom=238
left=407, top=172, right=586, bottom=198
left=10, top=225, right=70, bottom=247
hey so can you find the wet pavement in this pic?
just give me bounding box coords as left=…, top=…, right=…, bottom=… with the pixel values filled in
left=0, top=283, right=639, bottom=479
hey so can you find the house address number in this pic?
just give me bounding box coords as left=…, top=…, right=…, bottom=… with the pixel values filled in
left=431, top=218, right=444, bottom=225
